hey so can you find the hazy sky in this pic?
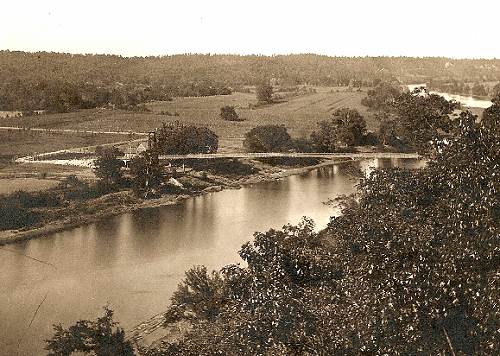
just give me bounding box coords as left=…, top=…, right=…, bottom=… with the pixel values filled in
left=1, top=0, right=499, bottom=58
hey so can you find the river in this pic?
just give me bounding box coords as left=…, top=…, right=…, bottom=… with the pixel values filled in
left=0, top=158, right=424, bottom=355
left=407, top=84, right=492, bottom=109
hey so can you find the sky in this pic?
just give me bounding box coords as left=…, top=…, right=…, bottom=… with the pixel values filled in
left=1, top=0, right=499, bottom=58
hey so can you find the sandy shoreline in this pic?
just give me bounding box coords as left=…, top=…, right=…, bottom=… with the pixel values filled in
left=0, top=158, right=350, bottom=246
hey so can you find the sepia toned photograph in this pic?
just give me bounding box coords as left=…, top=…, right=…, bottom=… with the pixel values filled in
left=0, top=1, right=499, bottom=355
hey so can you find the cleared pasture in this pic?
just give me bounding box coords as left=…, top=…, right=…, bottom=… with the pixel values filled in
left=0, top=130, right=138, bottom=159
left=0, top=178, right=59, bottom=195
left=0, top=88, right=375, bottom=152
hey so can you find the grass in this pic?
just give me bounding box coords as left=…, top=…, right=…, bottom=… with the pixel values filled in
left=1, top=87, right=374, bottom=152
left=0, top=178, right=59, bottom=195
left=0, top=130, right=138, bottom=159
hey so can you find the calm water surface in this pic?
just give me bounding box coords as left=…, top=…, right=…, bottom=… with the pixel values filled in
left=407, top=83, right=492, bottom=108
left=0, top=159, right=423, bottom=355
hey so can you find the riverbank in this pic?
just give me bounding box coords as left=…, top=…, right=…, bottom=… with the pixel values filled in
left=0, top=158, right=352, bottom=246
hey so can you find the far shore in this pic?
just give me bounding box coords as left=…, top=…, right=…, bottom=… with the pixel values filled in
left=0, top=158, right=355, bottom=246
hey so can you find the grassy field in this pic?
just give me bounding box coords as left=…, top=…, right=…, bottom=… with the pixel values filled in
left=1, top=87, right=374, bottom=152
left=0, top=177, right=60, bottom=194
left=0, top=130, right=139, bottom=159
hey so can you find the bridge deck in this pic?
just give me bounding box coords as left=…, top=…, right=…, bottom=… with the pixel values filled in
left=150, top=152, right=421, bottom=160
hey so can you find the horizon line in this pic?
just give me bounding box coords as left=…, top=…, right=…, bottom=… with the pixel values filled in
left=1, top=48, right=498, bottom=61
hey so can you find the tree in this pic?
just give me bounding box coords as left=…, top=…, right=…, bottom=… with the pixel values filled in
left=219, top=105, right=242, bottom=121
left=256, top=82, right=273, bottom=103
left=94, top=146, right=124, bottom=186
left=310, top=108, right=367, bottom=151
left=482, top=93, right=500, bottom=137
left=491, top=82, right=500, bottom=98
left=164, top=266, right=226, bottom=324
left=155, top=122, right=218, bottom=154
left=361, top=81, right=401, bottom=111
left=471, top=82, right=487, bottom=97
left=243, top=125, right=293, bottom=152
left=323, top=110, right=499, bottom=354
left=129, top=149, right=164, bottom=195
left=45, top=307, right=135, bottom=356
left=386, top=87, right=459, bottom=151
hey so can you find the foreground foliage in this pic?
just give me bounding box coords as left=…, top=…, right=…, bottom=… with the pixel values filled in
left=45, top=307, right=134, bottom=356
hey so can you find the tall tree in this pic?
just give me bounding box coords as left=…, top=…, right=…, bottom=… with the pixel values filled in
left=256, top=82, right=274, bottom=103
left=310, top=108, right=367, bottom=151
left=386, top=87, right=459, bottom=151
left=129, top=149, right=164, bottom=194
left=94, top=146, right=124, bottom=186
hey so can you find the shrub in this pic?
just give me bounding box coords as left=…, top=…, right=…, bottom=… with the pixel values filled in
left=94, top=146, right=124, bottom=186
left=156, top=122, right=218, bottom=154
left=256, top=83, right=273, bottom=103
left=243, top=125, right=293, bottom=152
left=220, top=106, right=242, bottom=121
left=0, top=195, right=40, bottom=230
left=45, top=307, right=134, bottom=356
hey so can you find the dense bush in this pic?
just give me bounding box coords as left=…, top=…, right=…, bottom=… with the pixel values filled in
left=156, top=122, right=218, bottom=155
left=45, top=307, right=134, bottom=356
left=219, top=106, right=242, bottom=121
left=310, top=108, right=367, bottom=151
left=243, top=125, right=293, bottom=152
left=0, top=195, right=41, bottom=230
left=0, top=176, right=118, bottom=231
left=94, top=146, right=124, bottom=187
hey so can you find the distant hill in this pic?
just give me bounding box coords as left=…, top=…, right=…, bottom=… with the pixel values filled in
left=1, top=51, right=500, bottom=111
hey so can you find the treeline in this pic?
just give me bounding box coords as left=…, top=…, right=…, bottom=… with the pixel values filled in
left=2, top=50, right=500, bottom=111
left=0, top=79, right=231, bottom=113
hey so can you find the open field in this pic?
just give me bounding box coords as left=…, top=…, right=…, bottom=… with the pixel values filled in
left=0, top=130, right=140, bottom=160
left=0, top=177, right=60, bottom=194
left=0, top=161, right=94, bottom=178
left=1, top=87, right=374, bottom=152
left=0, top=130, right=139, bottom=179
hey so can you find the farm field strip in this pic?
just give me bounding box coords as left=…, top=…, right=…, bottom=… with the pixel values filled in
left=0, top=126, right=148, bottom=136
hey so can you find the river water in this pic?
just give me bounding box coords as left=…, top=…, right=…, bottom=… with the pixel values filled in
left=407, top=84, right=492, bottom=109
left=0, top=158, right=423, bottom=355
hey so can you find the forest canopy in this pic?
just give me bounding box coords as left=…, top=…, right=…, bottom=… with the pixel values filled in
left=2, top=51, right=500, bottom=112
